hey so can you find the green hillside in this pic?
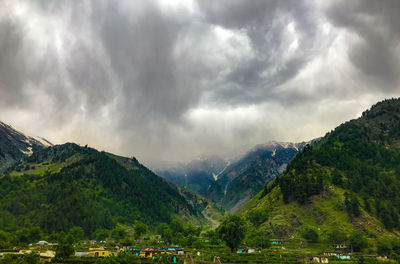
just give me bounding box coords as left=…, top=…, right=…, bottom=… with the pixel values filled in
left=0, top=143, right=218, bottom=236
left=240, top=98, right=400, bottom=251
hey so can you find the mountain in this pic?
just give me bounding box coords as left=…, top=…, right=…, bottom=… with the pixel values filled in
left=0, top=143, right=221, bottom=236
left=154, top=155, right=227, bottom=196
left=0, top=121, right=51, bottom=171
left=207, top=141, right=310, bottom=212
left=239, top=98, right=400, bottom=243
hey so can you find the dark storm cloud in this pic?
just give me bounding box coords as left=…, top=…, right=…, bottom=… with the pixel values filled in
left=97, top=1, right=201, bottom=124
left=327, top=0, right=400, bottom=91
left=0, top=0, right=399, bottom=162
left=0, top=17, right=28, bottom=106
left=197, top=0, right=320, bottom=106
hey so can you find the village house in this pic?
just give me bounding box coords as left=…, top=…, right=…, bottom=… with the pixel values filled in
left=312, top=256, right=329, bottom=263
left=270, top=238, right=285, bottom=245
left=89, top=247, right=116, bottom=257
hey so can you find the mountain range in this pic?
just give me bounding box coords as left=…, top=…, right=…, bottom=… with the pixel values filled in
left=2, top=97, right=400, bottom=245
left=156, top=141, right=313, bottom=212
left=207, top=141, right=313, bottom=212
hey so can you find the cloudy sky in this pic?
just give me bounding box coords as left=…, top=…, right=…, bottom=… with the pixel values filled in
left=1, top=0, right=399, bottom=164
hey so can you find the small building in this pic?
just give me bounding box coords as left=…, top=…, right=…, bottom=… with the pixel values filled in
left=247, top=248, right=256, bottom=253
left=236, top=248, right=258, bottom=254
left=332, top=244, right=347, bottom=249
left=89, top=248, right=115, bottom=257
left=270, top=238, right=284, bottom=245
left=312, top=256, right=328, bottom=263
left=75, top=252, right=91, bottom=257
left=37, top=240, right=58, bottom=246
left=37, top=240, right=49, bottom=246
left=38, top=250, right=55, bottom=263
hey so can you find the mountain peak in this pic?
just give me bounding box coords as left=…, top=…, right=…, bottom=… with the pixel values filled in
left=0, top=120, right=51, bottom=171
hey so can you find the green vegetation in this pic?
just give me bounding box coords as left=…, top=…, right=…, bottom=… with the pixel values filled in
left=133, top=221, right=148, bottom=239
left=3, top=98, right=400, bottom=263
left=301, top=226, right=319, bottom=243
left=0, top=252, right=41, bottom=264
left=239, top=98, right=400, bottom=261
left=0, top=143, right=219, bottom=244
left=216, top=215, right=247, bottom=251
left=55, top=233, right=74, bottom=260
left=156, top=218, right=201, bottom=247
left=349, top=232, right=368, bottom=252
left=277, top=98, right=400, bottom=230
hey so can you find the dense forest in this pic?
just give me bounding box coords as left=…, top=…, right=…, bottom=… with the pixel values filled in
left=0, top=143, right=210, bottom=238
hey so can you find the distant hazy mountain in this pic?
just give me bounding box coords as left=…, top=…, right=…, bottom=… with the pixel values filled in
left=0, top=121, right=51, bottom=171
left=207, top=141, right=312, bottom=212
left=155, top=141, right=314, bottom=212
left=154, top=155, right=227, bottom=196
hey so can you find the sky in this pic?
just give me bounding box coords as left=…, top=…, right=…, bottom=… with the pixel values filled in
left=0, top=0, right=399, bottom=164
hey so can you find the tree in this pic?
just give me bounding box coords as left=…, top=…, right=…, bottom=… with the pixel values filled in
left=170, top=219, right=185, bottom=234
left=377, top=239, right=392, bottom=256
left=332, top=169, right=343, bottom=186
left=15, top=226, right=43, bottom=245
left=134, top=221, right=148, bottom=240
left=345, top=193, right=361, bottom=217
left=327, top=228, right=347, bottom=244
left=301, top=226, right=319, bottom=243
left=92, top=229, right=109, bottom=241
left=350, top=232, right=368, bottom=252
left=68, top=226, right=84, bottom=242
left=157, top=223, right=173, bottom=244
left=111, top=226, right=127, bottom=242
left=55, top=233, right=74, bottom=260
left=248, top=209, right=268, bottom=226
left=216, top=215, right=247, bottom=252
left=0, top=252, right=41, bottom=264
left=245, top=229, right=270, bottom=249
left=204, top=230, right=220, bottom=245
left=0, top=231, right=14, bottom=249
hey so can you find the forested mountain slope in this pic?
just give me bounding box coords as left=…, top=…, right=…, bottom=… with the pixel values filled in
left=0, top=143, right=218, bottom=236
left=240, top=98, right=400, bottom=242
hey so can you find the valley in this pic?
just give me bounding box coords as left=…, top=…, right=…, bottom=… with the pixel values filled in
left=2, top=99, right=400, bottom=263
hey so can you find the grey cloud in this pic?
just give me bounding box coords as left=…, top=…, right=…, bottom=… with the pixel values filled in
left=0, top=18, right=28, bottom=106
left=327, top=0, right=400, bottom=91
left=197, top=0, right=320, bottom=106
left=0, top=0, right=399, bottom=162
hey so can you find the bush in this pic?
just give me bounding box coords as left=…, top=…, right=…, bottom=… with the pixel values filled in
left=377, top=239, right=392, bottom=256
left=349, top=232, right=368, bottom=252
left=245, top=229, right=270, bottom=249
left=327, top=228, right=347, bottom=244
left=301, top=226, right=319, bottom=243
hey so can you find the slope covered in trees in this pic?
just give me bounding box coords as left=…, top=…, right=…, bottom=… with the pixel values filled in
left=240, top=98, right=400, bottom=246
left=277, top=98, right=400, bottom=230
left=0, top=143, right=215, bottom=237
